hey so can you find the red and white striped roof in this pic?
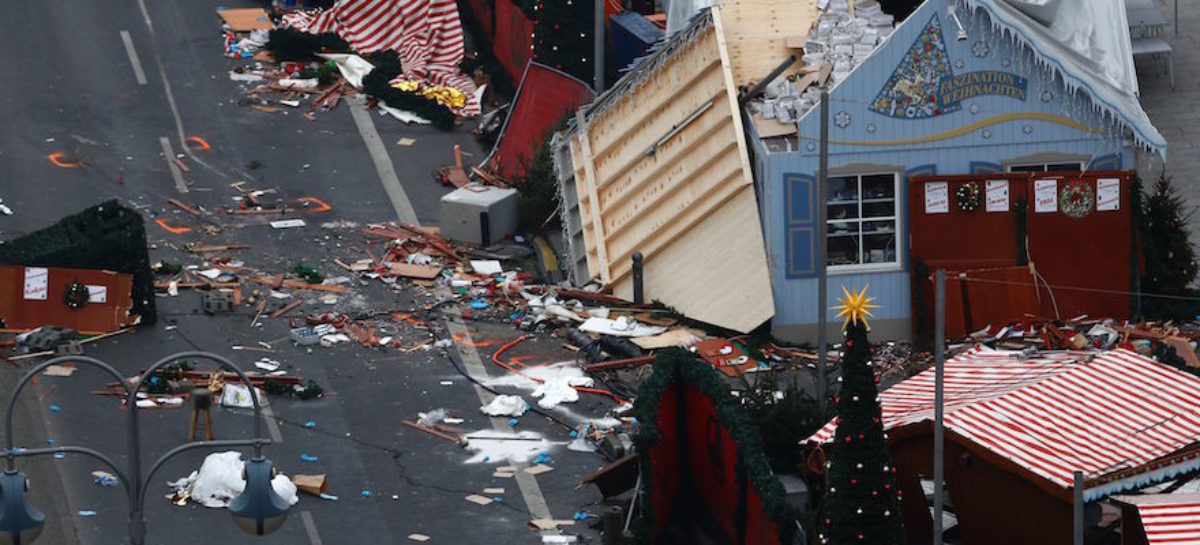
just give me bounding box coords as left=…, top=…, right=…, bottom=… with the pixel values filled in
left=283, top=0, right=480, bottom=116
left=1115, top=495, right=1200, bottom=544
left=807, top=348, right=1200, bottom=491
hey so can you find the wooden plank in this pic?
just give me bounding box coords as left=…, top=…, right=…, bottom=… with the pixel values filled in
left=575, top=111, right=611, bottom=283
left=718, top=0, right=817, bottom=86
left=390, top=263, right=443, bottom=279
left=712, top=6, right=758, bottom=195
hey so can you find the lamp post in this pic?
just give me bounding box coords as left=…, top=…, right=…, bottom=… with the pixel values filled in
left=0, top=351, right=288, bottom=544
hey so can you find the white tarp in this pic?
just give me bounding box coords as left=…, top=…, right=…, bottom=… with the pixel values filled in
left=168, top=451, right=299, bottom=508
left=666, top=0, right=716, bottom=35
left=966, top=0, right=1167, bottom=159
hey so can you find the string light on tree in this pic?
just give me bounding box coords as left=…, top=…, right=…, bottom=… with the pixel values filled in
left=529, top=0, right=595, bottom=81
left=822, top=285, right=906, bottom=544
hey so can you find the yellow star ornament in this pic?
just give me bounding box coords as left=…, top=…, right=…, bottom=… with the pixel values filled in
left=832, top=284, right=880, bottom=330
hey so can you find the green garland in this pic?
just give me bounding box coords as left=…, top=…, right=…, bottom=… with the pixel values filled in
left=633, top=349, right=798, bottom=545
left=265, top=28, right=350, bottom=61
left=64, top=280, right=89, bottom=310
left=362, top=52, right=457, bottom=130
left=1014, top=198, right=1029, bottom=266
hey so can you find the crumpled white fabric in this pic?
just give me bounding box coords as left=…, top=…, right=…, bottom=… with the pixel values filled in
left=168, top=451, right=299, bottom=508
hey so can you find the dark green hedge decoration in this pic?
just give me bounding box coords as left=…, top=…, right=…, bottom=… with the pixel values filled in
left=362, top=51, right=457, bottom=130
left=455, top=0, right=517, bottom=99
left=633, top=348, right=798, bottom=545
left=265, top=28, right=350, bottom=61
left=0, top=200, right=156, bottom=324
left=63, top=280, right=89, bottom=310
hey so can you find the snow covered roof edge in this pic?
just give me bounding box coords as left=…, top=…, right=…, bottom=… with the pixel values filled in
left=961, top=0, right=1167, bottom=161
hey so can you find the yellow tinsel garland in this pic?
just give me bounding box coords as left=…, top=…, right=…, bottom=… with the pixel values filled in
left=390, top=80, right=467, bottom=109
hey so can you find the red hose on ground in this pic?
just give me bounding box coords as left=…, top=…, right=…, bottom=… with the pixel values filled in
left=491, top=335, right=628, bottom=405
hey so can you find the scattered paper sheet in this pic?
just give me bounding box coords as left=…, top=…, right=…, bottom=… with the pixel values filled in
left=380, top=104, right=431, bottom=125
left=270, top=219, right=306, bottom=229
left=524, top=464, right=554, bottom=476
left=579, top=316, right=666, bottom=338
left=632, top=327, right=704, bottom=350
left=483, top=487, right=505, bottom=494
left=465, top=494, right=493, bottom=505
left=408, top=535, right=431, bottom=542
left=528, top=519, right=576, bottom=531
left=43, top=364, right=77, bottom=377
left=470, top=260, right=503, bottom=275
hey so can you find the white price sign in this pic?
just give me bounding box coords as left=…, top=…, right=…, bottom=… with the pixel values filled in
left=985, top=180, right=1009, bottom=212
left=1034, top=179, right=1058, bottom=213
left=1097, top=178, right=1120, bottom=211
left=23, top=267, right=48, bottom=301
left=925, top=182, right=949, bottom=214
left=87, top=285, right=108, bottom=304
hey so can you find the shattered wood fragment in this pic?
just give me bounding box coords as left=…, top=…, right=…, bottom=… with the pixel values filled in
left=270, top=300, right=303, bottom=319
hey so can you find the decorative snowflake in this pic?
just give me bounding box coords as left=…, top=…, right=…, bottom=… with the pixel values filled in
left=1023, top=125, right=1034, bottom=135
left=1001, top=58, right=1011, bottom=67
left=981, top=128, right=992, bottom=139
left=969, top=103, right=981, bottom=115
left=955, top=59, right=965, bottom=69
left=972, top=41, right=990, bottom=58
left=834, top=111, right=852, bottom=129
left=1040, top=90, right=1055, bottom=103
left=806, top=141, right=817, bottom=152
left=866, top=123, right=877, bottom=134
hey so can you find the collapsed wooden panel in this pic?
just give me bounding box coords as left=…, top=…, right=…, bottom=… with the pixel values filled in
left=719, top=0, right=818, bottom=87
left=0, top=265, right=137, bottom=334
left=568, top=9, right=774, bottom=333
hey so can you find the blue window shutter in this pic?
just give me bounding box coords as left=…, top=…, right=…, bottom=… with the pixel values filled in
left=784, top=174, right=817, bottom=278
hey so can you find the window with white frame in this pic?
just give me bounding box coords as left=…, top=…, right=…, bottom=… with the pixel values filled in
left=1006, top=161, right=1084, bottom=173
left=827, top=173, right=901, bottom=269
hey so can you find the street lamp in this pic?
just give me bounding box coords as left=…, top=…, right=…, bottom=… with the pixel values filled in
left=0, top=352, right=287, bottom=544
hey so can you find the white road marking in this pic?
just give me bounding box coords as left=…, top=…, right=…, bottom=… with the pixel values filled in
left=349, top=98, right=420, bottom=225
left=260, top=404, right=284, bottom=444
left=159, top=136, right=188, bottom=193
left=119, top=31, right=147, bottom=85
left=300, top=511, right=323, bottom=545
left=442, top=311, right=554, bottom=521
left=136, top=0, right=154, bottom=33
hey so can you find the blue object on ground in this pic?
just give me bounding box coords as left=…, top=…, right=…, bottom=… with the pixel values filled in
left=300, top=454, right=319, bottom=462
left=49, top=405, right=61, bottom=412
left=470, top=299, right=489, bottom=310
left=319, top=493, right=338, bottom=501
left=305, top=421, right=316, bottom=429
left=78, top=510, right=97, bottom=516
left=361, top=490, right=371, bottom=497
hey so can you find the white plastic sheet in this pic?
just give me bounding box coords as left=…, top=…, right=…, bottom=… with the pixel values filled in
left=169, top=451, right=299, bottom=508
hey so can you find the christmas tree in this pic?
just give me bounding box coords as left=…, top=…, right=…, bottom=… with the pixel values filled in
left=821, top=286, right=906, bottom=545
left=1140, top=175, right=1199, bottom=319
left=530, top=0, right=595, bottom=83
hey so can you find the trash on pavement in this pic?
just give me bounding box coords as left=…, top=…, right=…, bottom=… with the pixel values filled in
left=578, top=316, right=667, bottom=338
left=92, top=471, right=118, bottom=487
left=220, top=383, right=263, bottom=408
left=291, top=474, right=329, bottom=496
left=166, top=451, right=298, bottom=508
left=480, top=395, right=527, bottom=417
left=464, top=494, right=493, bottom=506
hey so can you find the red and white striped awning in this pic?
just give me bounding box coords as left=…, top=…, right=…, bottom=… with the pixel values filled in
left=1114, top=495, right=1200, bottom=544
left=283, top=0, right=480, bottom=116
left=806, top=348, right=1200, bottom=494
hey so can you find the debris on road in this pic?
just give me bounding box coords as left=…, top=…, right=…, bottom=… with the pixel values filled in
left=167, top=451, right=298, bottom=508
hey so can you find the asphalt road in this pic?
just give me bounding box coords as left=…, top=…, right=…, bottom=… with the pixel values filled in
left=0, top=0, right=612, bottom=543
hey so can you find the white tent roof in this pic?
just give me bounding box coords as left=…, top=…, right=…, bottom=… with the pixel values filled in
left=965, top=0, right=1167, bottom=159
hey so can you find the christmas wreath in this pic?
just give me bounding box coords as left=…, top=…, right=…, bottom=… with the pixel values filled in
left=1059, top=179, right=1094, bottom=219
left=64, top=280, right=89, bottom=310
left=955, top=181, right=982, bottom=212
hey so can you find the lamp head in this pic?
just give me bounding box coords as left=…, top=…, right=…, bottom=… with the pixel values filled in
left=229, top=458, right=289, bottom=536
left=0, top=471, right=43, bottom=545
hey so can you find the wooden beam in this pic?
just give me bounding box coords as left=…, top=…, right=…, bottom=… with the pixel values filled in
left=575, top=111, right=611, bottom=284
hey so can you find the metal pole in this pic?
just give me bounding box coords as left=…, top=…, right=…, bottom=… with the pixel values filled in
left=594, top=0, right=605, bottom=92
left=632, top=252, right=644, bottom=304
left=933, top=269, right=946, bottom=545
left=1175, top=0, right=1179, bottom=38
left=1074, top=470, right=1084, bottom=545
left=816, top=90, right=829, bottom=411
